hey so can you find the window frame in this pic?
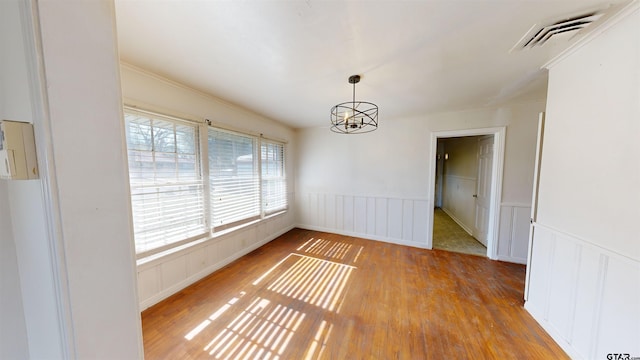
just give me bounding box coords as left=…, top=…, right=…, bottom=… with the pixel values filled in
left=123, top=107, right=288, bottom=258
left=261, top=139, right=287, bottom=216
left=124, top=108, right=208, bottom=258
left=207, top=126, right=261, bottom=231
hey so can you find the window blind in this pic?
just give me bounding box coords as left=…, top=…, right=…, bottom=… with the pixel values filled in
left=208, top=128, right=260, bottom=228
left=125, top=113, right=206, bottom=254
left=261, top=141, right=287, bottom=214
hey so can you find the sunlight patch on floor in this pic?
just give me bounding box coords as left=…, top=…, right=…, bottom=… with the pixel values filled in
left=267, top=254, right=355, bottom=312
left=203, top=297, right=306, bottom=359
left=297, top=237, right=353, bottom=260
left=184, top=292, right=245, bottom=341
left=304, top=320, right=334, bottom=360
left=183, top=236, right=358, bottom=358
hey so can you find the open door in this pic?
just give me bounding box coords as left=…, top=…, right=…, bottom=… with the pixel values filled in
left=473, top=135, right=494, bottom=247
left=524, top=112, right=545, bottom=301
left=427, top=127, right=505, bottom=260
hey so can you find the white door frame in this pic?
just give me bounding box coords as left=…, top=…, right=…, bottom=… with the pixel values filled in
left=427, top=127, right=506, bottom=260
left=524, top=113, right=545, bottom=300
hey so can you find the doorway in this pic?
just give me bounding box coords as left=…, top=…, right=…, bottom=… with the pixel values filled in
left=427, top=127, right=505, bottom=260
left=433, top=135, right=493, bottom=256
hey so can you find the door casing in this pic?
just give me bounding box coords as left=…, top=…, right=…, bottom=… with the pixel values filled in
left=427, top=127, right=506, bottom=260
left=524, top=112, right=545, bottom=300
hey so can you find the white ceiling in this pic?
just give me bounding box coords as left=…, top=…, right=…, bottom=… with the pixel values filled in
left=114, top=0, right=624, bottom=129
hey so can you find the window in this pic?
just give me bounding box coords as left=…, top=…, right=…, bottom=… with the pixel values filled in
left=208, top=128, right=260, bottom=228
left=124, top=108, right=287, bottom=256
left=125, top=112, right=206, bottom=255
left=261, top=141, right=287, bottom=214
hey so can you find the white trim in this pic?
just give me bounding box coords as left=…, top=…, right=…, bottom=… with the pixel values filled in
left=525, top=222, right=640, bottom=359
left=295, top=193, right=430, bottom=248
left=440, top=207, right=474, bottom=236
left=543, top=1, right=640, bottom=69
left=532, top=222, right=638, bottom=264
left=496, top=203, right=531, bottom=265
left=428, top=127, right=506, bottom=260
left=139, top=224, right=295, bottom=310
left=524, top=302, right=583, bottom=359
left=136, top=210, right=289, bottom=269
left=109, top=3, right=146, bottom=355
left=200, top=119, right=212, bottom=232
left=443, top=174, right=477, bottom=181
left=21, top=0, right=76, bottom=357
left=125, top=111, right=208, bottom=258
left=123, top=108, right=290, bottom=258
left=500, top=202, right=531, bottom=208
left=591, top=254, right=608, bottom=359
left=524, top=112, right=545, bottom=301
left=120, top=63, right=290, bottom=143
left=509, top=207, right=518, bottom=258
left=124, top=98, right=288, bottom=145
left=121, top=62, right=272, bottom=121
left=300, top=192, right=428, bottom=203
left=296, top=224, right=428, bottom=250
left=123, top=105, right=202, bottom=125
left=496, top=255, right=527, bottom=265
left=208, top=119, right=288, bottom=145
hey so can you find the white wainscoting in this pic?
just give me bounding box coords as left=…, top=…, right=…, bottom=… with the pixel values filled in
left=496, top=203, right=531, bottom=264
left=296, top=192, right=430, bottom=248
left=525, top=223, right=640, bottom=359
left=442, top=175, right=477, bottom=234
left=136, top=209, right=295, bottom=310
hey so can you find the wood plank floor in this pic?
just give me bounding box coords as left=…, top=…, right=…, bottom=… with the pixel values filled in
left=141, top=228, right=568, bottom=359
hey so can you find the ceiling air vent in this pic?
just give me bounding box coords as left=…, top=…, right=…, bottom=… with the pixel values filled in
left=513, top=9, right=606, bottom=50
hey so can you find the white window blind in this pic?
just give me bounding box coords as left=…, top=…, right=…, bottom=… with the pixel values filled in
left=208, top=128, right=260, bottom=228
left=261, top=141, right=287, bottom=214
left=125, top=112, right=206, bottom=255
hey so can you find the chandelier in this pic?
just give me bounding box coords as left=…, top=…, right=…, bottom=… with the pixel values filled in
left=330, top=75, right=379, bottom=134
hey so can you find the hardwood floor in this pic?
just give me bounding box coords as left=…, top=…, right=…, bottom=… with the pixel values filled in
left=141, top=228, right=568, bottom=359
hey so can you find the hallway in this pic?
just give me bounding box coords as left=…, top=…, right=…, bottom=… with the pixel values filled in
left=433, top=208, right=487, bottom=257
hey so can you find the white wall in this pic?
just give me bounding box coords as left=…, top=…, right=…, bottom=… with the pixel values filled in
left=296, top=100, right=543, bottom=263
left=4, top=0, right=145, bottom=358
left=0, top=183, right=29, bottom=359
left=526, top=5, right=640, bottom=358
left=120, top=64, right=296, bottom=143
left=1, top=0, right=58, bottom=358
left=0, top=2, right=28, bottom=358
left=119, top=64, right=297, bottom=310
left=497, top=103, right=542, bottom=263
left=441, top=136, right=479, bottom=234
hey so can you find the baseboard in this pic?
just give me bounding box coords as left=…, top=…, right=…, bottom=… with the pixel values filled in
left=524, top=302, right=583, bottom=359
left=296, top=223, right=428, bottom=249
left=525, top=223, right=640, bottom=358
left=440, top=207, right=474, bottom=236
left=496, top=255, right=527, bottom=265
left=139, top=225, right=295, bottom=311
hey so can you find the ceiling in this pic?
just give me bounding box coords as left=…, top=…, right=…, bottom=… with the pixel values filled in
left=114, top=0, right=625, bottom=129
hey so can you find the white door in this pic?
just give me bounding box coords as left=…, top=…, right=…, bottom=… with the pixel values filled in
left=524, top=112, right=545, bottom=300
left=474, top=136, right=494, bottom=246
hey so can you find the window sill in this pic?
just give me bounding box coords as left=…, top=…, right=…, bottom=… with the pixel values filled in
left=210, top=209, right=287, bottom=237
left=136, top=209, right=288, bottom=268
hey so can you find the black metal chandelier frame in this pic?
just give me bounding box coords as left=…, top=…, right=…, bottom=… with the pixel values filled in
left=330, top=75, right=379, bottom=134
